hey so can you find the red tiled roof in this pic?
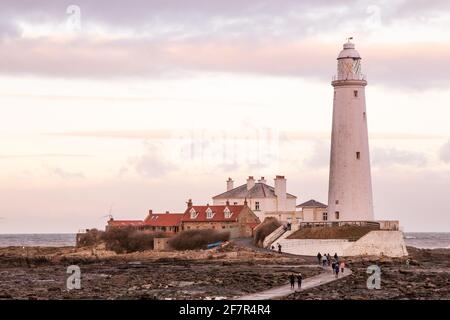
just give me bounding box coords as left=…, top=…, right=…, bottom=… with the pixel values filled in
left=143, top=213, right=184, bottom=227
left=107, top=220, right=144, bottom=227
left=181, top=205, right=245, bottom=222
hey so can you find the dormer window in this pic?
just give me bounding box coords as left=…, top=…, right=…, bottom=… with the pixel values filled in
left=206, top=208, right=214, bottom=219
left=190, top=208, right=197, bottom=219
left=224, top=207, right=232, bottom=219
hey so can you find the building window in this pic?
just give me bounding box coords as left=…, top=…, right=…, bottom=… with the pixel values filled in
left=354, top=90, right=358, bottom=97
left=335, top=211, right=340, bottom=220
left=356, top=151, right=360, bottom=159
left=190, top=208, right=197, bottom=219
left=224, top=207, right=232, bottom=219
left=206, top=208, right=214, bottom=219
left=335, top=200, right=339, bottom=205
left=323, top=212, right=328, bottom=221
left=255, top=201, right=260, bottom=211
left=222, top=226, right=226, bottom=229
left=233, top=202, right=238, bottom=205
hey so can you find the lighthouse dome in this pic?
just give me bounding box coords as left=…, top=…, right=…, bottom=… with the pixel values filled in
left=337, top=41, right=361, bottom=59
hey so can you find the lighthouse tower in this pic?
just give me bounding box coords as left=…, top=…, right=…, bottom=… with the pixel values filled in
left=327, top=39, right=374, bottom=222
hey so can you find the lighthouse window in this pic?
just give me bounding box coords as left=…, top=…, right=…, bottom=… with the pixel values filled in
left=335, top=211, right=340, bottom=220
left=335, top=200, right=339, bottom=205
left=354, top=90, right=358, bottom=97
left=356, top=152, right=361, bottom=159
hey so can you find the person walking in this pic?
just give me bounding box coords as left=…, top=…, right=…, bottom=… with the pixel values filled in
left=334, top=263, right=340, bottom=278
left=331, top=260, right=336, bottom=271
left=340, top=260, right=345, bottom=274
left=297, top=273, right=303, bottom=290
left=317, top=252, right=322, bottom=265
left=334, top=253, right=338, bottom=261
left=322, top=254, right=327, bottom=267
left=289, top=273, right=295, bottom=290
left=327, top=253, right=331, bottom=266
left=277, top=243, right=282, bottom=254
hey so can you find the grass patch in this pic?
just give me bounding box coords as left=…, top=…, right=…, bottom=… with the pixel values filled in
left=287, top=225, right=378, bottom=241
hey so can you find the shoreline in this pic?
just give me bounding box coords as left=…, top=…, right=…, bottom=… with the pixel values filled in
left=0, top=244, right=448, bottom=299
left=1, top=232, right=449, bottom=250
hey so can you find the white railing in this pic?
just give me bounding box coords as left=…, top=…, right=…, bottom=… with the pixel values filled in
left=262, top=225, right=286, bottom=248
left=299, top=220, right=380, bottom=229
left=332, top=74, right=366, bottom=81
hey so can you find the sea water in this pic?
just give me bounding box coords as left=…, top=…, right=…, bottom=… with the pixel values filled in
left=0, top=232, right=448, bottom=248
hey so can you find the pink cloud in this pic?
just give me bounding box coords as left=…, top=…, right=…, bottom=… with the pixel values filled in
left=2, top=37, right=450, bottom=88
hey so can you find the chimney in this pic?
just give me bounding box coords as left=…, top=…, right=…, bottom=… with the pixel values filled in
left=165, top=211, right=170, bottom=214
left=247, top=176, right=255, bottom=190
left=274, top=175, right=287, bottom=211
left=187, top=199, right=193, bottom=208
left=226, top=200, right=230, bottom=206
left=226, top=177, right=234, bottom=191
left=258, top=176, right=267, bottom=184
left=148, top=209, right=153, bottom=215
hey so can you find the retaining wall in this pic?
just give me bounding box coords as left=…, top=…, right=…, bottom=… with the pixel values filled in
left=277, top=231, right=408, bottom=257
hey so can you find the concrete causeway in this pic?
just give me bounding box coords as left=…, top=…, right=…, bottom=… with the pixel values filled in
left=237, top=267, right=352, bottom=300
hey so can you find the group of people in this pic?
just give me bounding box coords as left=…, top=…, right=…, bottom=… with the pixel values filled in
left=283, top=222, right=292, bottom=231
left=317, top=252, right=345, bottom=278
left=270, top=243, right=283, bottom=254
left=289, top=273, right=302, bottom=290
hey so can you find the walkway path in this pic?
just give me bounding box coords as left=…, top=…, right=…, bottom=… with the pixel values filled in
left=237, top=267, right=352, bottom=300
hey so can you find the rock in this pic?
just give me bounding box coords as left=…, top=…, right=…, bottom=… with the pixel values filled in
left=47, top=287, right=60, bottom=292
left=398, top=269, right=413, bottom=275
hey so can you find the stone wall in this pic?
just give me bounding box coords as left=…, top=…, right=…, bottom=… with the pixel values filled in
left=277, top=238, right=352, bottom=256
left=182, top=222, right=241, bottom=238
left=277, top=230, right=408, bottom=257
left=343, top=230, right=408, bottom=257
left=154, top=238, right=171, bottom=251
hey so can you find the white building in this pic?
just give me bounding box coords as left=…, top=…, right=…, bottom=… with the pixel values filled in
left=296, top=199, right=328, bottom=222
left=327, top=39, right=374, bottom=222
left=212, top=176, right=297, bottom=222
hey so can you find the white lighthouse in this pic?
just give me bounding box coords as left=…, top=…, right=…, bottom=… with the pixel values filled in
left=327, top=39, right=374, bottom=222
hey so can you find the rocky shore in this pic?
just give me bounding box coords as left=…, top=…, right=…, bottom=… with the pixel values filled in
left=0, top=243, right=320, bottom=300
left=0, top=244, right=448, bottom=300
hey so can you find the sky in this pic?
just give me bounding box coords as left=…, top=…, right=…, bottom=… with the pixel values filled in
left=0, top=0, right=450, bottom=233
